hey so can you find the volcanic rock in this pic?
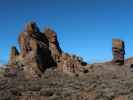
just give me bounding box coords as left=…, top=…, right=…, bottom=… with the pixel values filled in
left=2, top=21, right=133, bottom=100
left=44, top=28, right=62, bottom=63
left=58, top=53, right=82, bottom=75
left=7, top=22, right=87, bottom=79
left=18, top=22, right=56, bottom=79
left=9, top=46, right=19, bottom=64
left=112, top=39, right=125, bottom=65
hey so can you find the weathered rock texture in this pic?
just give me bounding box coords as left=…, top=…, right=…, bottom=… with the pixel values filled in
left=8, top=22, right=87, bottom=79
left=112, top=39, right=125, bottom=65
left=44, top=28, right=62, bottom=63
left=58, top=53, right=82, bottom=75
left=9, top=46, right=19, bottom=64
left=17, top=22, right=56, bottom=79
left=44, top=28, right=84, bottom=74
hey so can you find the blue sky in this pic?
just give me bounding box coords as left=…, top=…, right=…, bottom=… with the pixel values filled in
left=0, top=0, right=133, bottom=64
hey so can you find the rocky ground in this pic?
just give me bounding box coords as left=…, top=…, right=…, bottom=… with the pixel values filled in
left=0, top=60, right=133, bottom=100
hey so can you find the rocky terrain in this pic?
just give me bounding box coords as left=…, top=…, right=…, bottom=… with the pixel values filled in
left=1, top=61, right=133, bottom=100
left=0, top=22, right=133, bottom=100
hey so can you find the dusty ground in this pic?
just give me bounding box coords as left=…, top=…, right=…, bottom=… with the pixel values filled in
left=0, top=60, right=133, bottom=100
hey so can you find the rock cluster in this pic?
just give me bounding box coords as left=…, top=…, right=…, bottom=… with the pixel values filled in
left=8, top=22, right=86, bottom=79
left=2, top=21, right=133, bottom=100
left=112, top=39, right=125, bottom=65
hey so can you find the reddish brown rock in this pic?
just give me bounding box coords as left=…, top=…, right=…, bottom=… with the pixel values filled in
left=112, top=39, right=125, bottom=65
left=18, top=22, right=41, bottom=57
left=18, top=22, right=56, bottom=79
left=58, top=53, right=81, bottom=74
left=9, top=46, right=19, bottom=64
left=44, top=28, right=62, bottom=63
left=43, top=28, right=86, bottom=75
left=8, top=22, right=86, bottom=78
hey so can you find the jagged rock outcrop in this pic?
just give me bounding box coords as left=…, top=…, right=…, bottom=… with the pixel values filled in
left=7, top=22, right=87, bottom=79
left=112, top=39, right=125, bottom=65
left=43, top=28, right=86, bottom=74
left=9, top=46, right=19, bottom=64
left=17, top=22, right=56, bottom=79
left=44, top=28, right=62, bottom=63
left=3, top=21, right=133, bottom=100
left=58, top=53, right=83, bottom=75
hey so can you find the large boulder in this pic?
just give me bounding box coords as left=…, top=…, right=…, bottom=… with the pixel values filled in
left=112, top=39, right=125, bottom=65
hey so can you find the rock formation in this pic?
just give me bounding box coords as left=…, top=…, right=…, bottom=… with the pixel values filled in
left=112, top=39, right=125, bottom=65
left=7, top=22, right=87, bottom=79
left=17, top=22, right=56, bottom=79
left=58, top=53, right=82, bottom=75
left=9, top=46, right=19, bottom=64
left=43, top=28, right=86, bottom=74
left=3, top=21, right=133, bottom=100
left=44, top=28, right=62, bottom=63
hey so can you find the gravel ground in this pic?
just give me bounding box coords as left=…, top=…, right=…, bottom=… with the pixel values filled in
left=0, top=62, right=133, bottom=100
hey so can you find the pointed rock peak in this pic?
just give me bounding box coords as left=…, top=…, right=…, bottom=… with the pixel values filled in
left=10, top=46, right=19, bottom=57
left=9, top=46, right=19, bottom=64
left=25, top=21, right=40, bottom=34
left=44, top=27, right=62, bottom=62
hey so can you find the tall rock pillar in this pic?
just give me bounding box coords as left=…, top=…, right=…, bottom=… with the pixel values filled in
left=112, top=39, right=125, bottom=65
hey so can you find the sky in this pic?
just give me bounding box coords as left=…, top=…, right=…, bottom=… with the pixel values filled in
left=0, top=0, right=133, bottom=64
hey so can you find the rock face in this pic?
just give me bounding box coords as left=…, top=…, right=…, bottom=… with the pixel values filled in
left=8, top=22, right=87, bottom=79
left=9, top=46, right=19, bottom=64
left=112, top=39, right=125, bottom=65
left=4, top=22, right=133, bottom=100
left=58, top=53, right=83, bottom=75
left=43, top=28, right=86, bottom=74
left=44, top=28, right=62, bottom=63
left=17, top=22, right=56, bottom=79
